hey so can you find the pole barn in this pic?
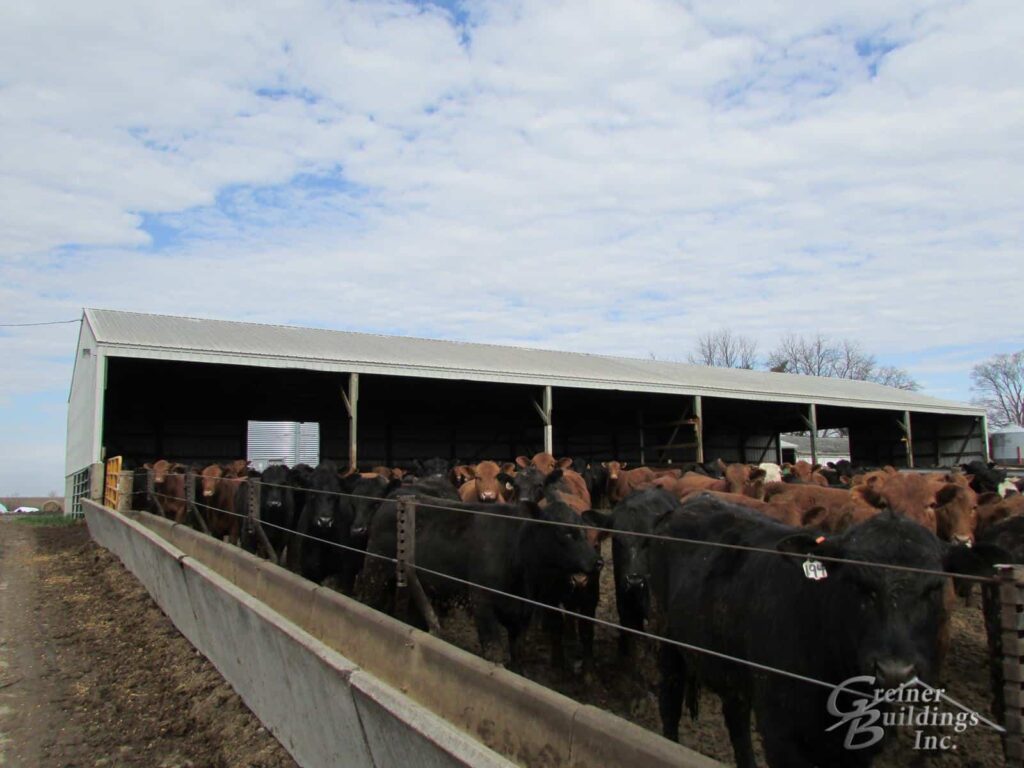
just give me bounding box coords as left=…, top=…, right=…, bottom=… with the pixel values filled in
left=65, top=309, right=988, bottom=511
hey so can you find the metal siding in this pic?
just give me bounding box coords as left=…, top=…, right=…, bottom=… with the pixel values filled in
left=66, top=320, right=99, bottom=475
left=247, top=421, right=320, bottom=469
left=84, top=309, right=984, bottom=417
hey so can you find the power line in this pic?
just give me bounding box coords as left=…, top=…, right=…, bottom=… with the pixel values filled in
left=0, top=318, right=80, bottom=327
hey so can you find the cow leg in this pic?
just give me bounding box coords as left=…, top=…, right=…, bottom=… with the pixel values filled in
left=541, top=606, right=566, bottom=671
left=616, top=588, right=644, bottom=660
left=722, top=695, right=757, bottom=768
left=658, top=643, right=685, bottom=741
left=473, top=599, right=506, bottom=666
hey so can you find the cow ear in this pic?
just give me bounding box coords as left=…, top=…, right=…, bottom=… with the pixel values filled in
left=800, top=506, right=829, bottom=528
left=497, top=472, right=515, bottom=490
left=855, top=485, right=887, bottom=509
left=515, top=456, right=530, bottom=469
left=776, top=532, right=840, bottom=562
left=601, top=461, right=607, bottom=468
left=543, top=468, right=564, bottom=487
left=749, top=468, right=766, bottom=481
left=935, top=484, right=960, bottom=506
left=557, top=456, right=574, bottom=469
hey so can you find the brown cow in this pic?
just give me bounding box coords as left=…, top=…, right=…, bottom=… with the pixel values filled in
left=764, top=482, right=872, bottom=533
left=849, top=472, right=978, bottom=544
left=458, top=461, right=510, bottom=503
left=160, top=465, right=189, bottom=523
left=975, top=492, right=1024, bottom=537
left=673, top=464, right=767, bottom=500
left=199, top=464, right=244, bottom=543
left=515, top=452, right=562, bottom=476
left=608, top=466, right=657, bottom=505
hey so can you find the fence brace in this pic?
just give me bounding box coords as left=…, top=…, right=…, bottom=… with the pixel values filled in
left=395, top=497, right=441, bottom=635
left=246, top=480, right=279, bottom=565
left=185, top=473, right=212, bottom=536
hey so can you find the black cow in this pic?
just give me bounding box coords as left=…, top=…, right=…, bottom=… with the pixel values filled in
left=509, top=465, right=546, bottom=504
left=650, top=496, right=999, bottom=767
left=362, top=494, right=605, bottom=670
left=582, top=461, right=611, bottom=510
left=289, top=462, right=362, bottom=591
left=238, top=465, right=298, bottom=562
left=346, top=474, right=404, bottom=539
left=610, top=487, right=681, bottom=659
left=961, top=460, right=1008, bottom=495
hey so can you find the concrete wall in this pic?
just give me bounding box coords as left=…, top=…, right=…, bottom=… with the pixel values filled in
left=85, top=500, right=721, bottom=768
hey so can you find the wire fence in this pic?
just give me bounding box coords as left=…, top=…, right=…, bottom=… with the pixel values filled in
left=151, top=470, right=1000, bottom=584
left=144, top=481, right=1007, bottom=733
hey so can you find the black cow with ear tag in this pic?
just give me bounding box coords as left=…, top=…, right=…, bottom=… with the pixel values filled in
left=649, top=495, right=1001, bottom=768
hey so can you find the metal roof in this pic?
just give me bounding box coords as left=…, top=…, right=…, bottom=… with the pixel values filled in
left=82, top=308, right=985, bottom=416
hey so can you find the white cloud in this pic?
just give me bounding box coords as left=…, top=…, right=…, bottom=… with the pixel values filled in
left=2, top=0, right=1024, bottom=492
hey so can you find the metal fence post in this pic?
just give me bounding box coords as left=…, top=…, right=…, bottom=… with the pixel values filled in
left=247, top=480, right=278, bottom=565
left=394, top=497, right=440, bottom=634
left=147, top=470, right=164, bottom=516
left=998, top=564, right=1024, bottom=765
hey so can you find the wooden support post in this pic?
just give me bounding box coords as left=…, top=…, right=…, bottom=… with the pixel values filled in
left=117, top=471, right=132, bottom=513
left=983, top=414, right=992, bottom=463
left=694, top=395, right=704, bottom=464
left=807, top=404, right=818, bottom=466
left=997, top=564, right=1024, bottom=766
left=775, top=433, right=783, bottom=464
left=543, top=386, right=553, bottom=455
left=395, top=497, right=441, bottom=635
left=342, top=373, right=359, bottom=473
left=900, top=411, right=915, bottom=469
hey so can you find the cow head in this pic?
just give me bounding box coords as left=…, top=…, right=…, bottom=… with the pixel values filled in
left=468, top=460, right=505, bottom=502
left=602, top=460, right=624, bottom=481
left=933, top=483, right=977, bottom=546
left=260, top=465, right=293, bottom=521
left=851, top=473, right=940, bottom=534
left=510, top=466, right=546, bottom=503
left=521, top=500, right=604, bottom=589
left=451, top=465, right=475, bottom=487
left=152, top=459, right=174, bottom=484
left=309, top=462, right=342, bottom=529
left=349, top=475, right=401, bottom=538
left=777, top=513, right=950, bottom=687
left=200, top=464, right=225, bottom=498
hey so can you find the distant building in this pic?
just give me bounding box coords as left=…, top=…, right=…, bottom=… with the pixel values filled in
left=781, top=435, right=850, bottom=465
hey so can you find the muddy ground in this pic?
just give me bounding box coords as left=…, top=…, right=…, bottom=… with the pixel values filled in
left=0, top=518, right=296, bottom=768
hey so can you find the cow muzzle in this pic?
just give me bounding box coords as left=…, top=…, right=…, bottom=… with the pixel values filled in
left=350, top=526, right=367, bottom=538
left=952, top=535, right=973, bottom=548
left=480, top=491, right=497, bottom=501
left=203, top=490, right=214, bottom=497
left=316, top=516, right=334, bottom=528
left=266, top=500, right=283, bottom=509
left=570, top=573, right=589, bottom=588
left=623, top=574, right=646, bottom=590
left=874, top=659, right=916, bottom=688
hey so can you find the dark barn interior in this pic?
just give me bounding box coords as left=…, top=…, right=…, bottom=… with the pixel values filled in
left=100, top=356, right=984, bottom=471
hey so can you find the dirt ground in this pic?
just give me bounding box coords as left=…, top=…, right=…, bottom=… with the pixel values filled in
left=0, top=518, right=296, bottom=768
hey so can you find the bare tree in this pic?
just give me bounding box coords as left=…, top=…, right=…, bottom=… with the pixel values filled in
left=971, top=350, right=1024, bottom=427
left=767, top=334, right=919, bottom=390
left=688, top=329, right=759, bottom=369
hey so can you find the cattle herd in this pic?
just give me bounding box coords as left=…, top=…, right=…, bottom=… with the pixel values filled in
left=131, top=453, right=1024, bottom=767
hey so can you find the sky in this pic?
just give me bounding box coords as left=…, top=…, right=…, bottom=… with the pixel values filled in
left=2, top=0, right=1022, bottom=495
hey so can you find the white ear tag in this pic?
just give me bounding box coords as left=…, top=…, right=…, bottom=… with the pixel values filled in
left=803, top=560, right=828, bottom=580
